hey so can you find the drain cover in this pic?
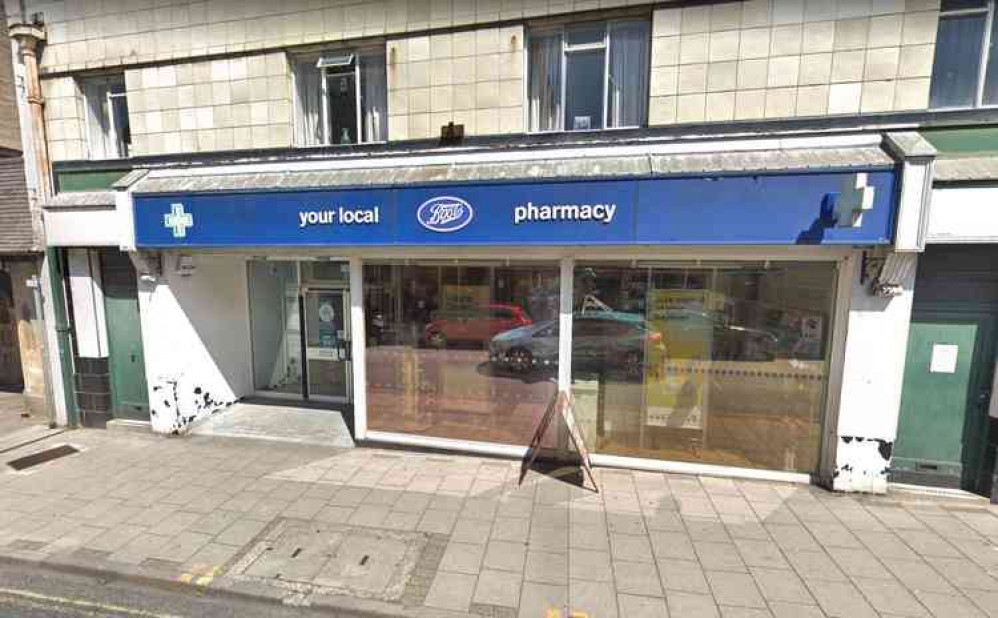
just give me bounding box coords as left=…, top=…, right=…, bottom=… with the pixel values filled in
left=231, top=520, right=426, bottom=602
left=7, top=444, right=79, bottom=471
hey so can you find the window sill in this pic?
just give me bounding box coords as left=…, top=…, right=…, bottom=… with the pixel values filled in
left=526, top=125, right=644, bottom=136
left=295, top=141, right=388, bottom=148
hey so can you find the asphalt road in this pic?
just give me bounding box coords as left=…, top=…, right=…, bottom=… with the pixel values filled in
left=0, top=560, right=339, bottom=617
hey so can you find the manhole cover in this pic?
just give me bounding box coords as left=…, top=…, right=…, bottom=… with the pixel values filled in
left=230, top=520, right=427, bottom=602
left=7, top=444, right=79, bottom=471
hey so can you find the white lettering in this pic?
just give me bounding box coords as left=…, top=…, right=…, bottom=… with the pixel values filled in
left=512, top=201, right=618, bottom=225
left=298, top=206, right=381, bottom=228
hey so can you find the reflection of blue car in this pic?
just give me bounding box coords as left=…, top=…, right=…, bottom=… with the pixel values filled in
left=489, top=311, right=662, bottom=376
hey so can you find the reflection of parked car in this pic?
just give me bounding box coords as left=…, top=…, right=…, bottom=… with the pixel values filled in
left=648, top=308, right=780, bottom=362
left=425, top=303, right=532, bottom=348
left=490, top=311, right=663, bottom=377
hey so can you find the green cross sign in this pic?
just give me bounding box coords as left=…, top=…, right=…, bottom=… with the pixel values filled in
left=164, top=203, right=194, bottom=238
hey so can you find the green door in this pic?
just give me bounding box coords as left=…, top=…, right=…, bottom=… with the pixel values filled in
left=894, top=314, right=997, bottom=492
left=101, top=251, right=150, bottom=420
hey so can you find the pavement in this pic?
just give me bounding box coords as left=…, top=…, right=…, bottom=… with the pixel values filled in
left=0, top=559, right=346, bottom=617
left=1, top=425, right=998, bottom=617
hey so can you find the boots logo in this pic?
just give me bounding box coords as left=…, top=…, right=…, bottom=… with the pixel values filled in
left=417, top=196, right=473, bottom=233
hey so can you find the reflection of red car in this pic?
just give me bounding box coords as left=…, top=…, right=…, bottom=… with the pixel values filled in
left=425, top=304, right=532, bottom=348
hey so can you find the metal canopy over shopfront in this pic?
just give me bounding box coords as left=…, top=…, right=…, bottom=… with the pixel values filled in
left=132, top=168, right=898, bottom=248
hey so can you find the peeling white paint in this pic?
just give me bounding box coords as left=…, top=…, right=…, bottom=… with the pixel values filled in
left=138, top=254, right=253, bottom=434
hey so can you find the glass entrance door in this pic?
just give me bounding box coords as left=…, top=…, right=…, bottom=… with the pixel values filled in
left=304, top=288, right=352, bottom=402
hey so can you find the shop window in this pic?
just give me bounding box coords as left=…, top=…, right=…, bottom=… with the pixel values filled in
left=571, top=262, right=836, bottom=474
left=293, top=50, right=388, bottom=146
left=79, top=74, right=130, bottom=159
left=929, top=0, right=998, bottom=108
left=528, top=19, right=650, bottom=132
left=364, top=261, right=561, bottom=445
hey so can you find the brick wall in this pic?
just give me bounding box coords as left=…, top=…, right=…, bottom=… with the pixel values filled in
left=649, top=0, right=939, bottom=124
left=0, top=11, right=21, bottom=152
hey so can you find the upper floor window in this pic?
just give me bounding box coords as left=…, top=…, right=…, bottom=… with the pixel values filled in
left=929, top=0, right=998, bottom=108
left=293, top=50, right=387, bottom=146
left=80, top=74, right=130, bottom=159
left=528, top=19, right=650, bottom=133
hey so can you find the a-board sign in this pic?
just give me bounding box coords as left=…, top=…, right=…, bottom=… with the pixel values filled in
left=520, top=390, right=598, bottom=492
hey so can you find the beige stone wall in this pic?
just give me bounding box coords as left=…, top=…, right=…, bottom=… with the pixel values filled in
left=387, top=25, right=524, bottom=140
left=18, top=0, right=651, bottom=75
left=29, top=0, right=949, bottom=161
left=39, top=76, right=85, bottom=161
left=649, top=0, right=940, bottom=124
left=125, top=51, right=291, bottom=156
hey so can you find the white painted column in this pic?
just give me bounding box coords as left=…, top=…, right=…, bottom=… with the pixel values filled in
left=66, top=249, right=109, bottom=358
left=558, top=258, right=574, bottom=394
left=39, top=252, right=68, bottom=427
left=349, top=257, right=367, bottom=440
left=831, top=252, right=918, bottom=493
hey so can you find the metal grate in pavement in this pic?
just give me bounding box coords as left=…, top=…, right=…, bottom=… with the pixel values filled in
left=6, top=444, right=79, bottom=471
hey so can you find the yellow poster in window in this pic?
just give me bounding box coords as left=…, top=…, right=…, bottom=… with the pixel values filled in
left=644, top=289, right=721, bottom=430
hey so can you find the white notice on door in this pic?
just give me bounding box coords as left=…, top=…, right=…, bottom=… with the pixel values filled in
left=930, top=344, right=959, bottom=374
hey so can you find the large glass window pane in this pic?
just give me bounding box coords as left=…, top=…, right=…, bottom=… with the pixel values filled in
left=565, top=48, right=606, bottom=130
left=248, top=261, right=303, bottom=396
left=365, top=262, right=560, bottom=445
left=360, top=52, right=388, bottom=142
left=80, top=76, right=128, bottom=159
left=608, top=20, right=650, bottom=128
left=983, top=8, right=998, bottom=105
left=110, top=92, right=130, bottom=158
left=567, top=22, right=606, bottom=47
left=930, top=13, right=987, bottom=108
left=941, top=0, right=987, bottom=10
left=327, top=70, right=358, bottom=145
left=571, top=261, right=835, bottom=473
left=528, top=31, right=563, bottom=131
left=294, top=60, right=323, bottom=146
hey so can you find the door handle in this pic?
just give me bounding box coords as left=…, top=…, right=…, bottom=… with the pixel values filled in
left=131, top=354, right=137, bottom=362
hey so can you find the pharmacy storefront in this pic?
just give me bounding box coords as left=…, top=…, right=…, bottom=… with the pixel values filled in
left=130, top=151, right=899, bottom=481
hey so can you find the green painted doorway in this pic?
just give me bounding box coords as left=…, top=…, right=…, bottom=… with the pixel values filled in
left=101, top=251, right=149, bottom=420
left=893, top=314, right=997, bottom=492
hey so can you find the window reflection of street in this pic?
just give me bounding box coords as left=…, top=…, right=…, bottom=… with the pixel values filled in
left=364, top=263, right=560, bottom=446
left=572, top=262, right=834, bottom=474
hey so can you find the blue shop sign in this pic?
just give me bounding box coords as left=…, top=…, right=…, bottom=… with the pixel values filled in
left=133, top=170, right=897, bottom=248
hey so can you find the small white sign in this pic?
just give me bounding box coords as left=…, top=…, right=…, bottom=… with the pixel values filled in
left=930, top=344, right=959, bottom=374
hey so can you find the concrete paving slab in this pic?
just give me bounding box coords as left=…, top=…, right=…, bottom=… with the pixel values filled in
left=4, top=429, right=998, bottom=616
left=190, top=403, right=354, bottom=448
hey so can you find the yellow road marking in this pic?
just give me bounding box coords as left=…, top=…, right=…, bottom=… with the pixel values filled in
left=0, top=586, right=186, bottom=618
left=179, top=565, right=222, bottom=588
left=545, top=610, right=589, bottom=618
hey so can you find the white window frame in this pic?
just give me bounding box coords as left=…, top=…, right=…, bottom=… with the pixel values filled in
left=292, top=48, right=386, bottom=147
left=526, top=18, right=650, bottom=134
left=931, top=0, right=997, bottom=109
left=319, top=54, right=362, bottom=146
left=80, top=74, right=129, bottom=159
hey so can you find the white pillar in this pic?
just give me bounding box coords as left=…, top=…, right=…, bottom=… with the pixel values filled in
left=832, top=252, right=917, bottom=493
left=558, top=258, right=574, bottom=394
left=349, top=257, right=367, bottom=440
